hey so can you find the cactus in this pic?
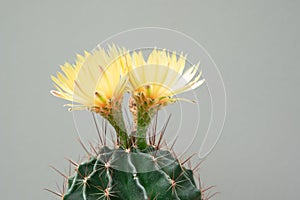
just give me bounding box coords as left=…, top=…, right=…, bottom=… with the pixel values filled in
left=48, top=45, right=216, bottom=200
left=63, top=146, right=201, bottom=200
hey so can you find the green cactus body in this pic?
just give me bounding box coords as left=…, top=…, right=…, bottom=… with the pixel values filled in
left=63, top=146, right=201, bottom=200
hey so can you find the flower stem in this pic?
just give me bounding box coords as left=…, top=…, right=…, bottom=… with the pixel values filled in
left=136, top=108, right=152, bottom=149
left=106, top=112, right=129, bottom=148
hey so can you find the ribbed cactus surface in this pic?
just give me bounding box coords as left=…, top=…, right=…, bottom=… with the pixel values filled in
left=63, top=146, right=202, bottom=200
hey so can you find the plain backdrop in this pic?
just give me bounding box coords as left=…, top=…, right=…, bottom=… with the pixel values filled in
left=1, top=0, right=299, bottom=199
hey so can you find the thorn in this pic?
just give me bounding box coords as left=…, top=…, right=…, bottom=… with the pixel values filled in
left=156, top=114, right=171, bottom=149
left=187, top=159, right=192, bottom=169
left=49, top=165, right=68, bottom=179
left=174, top=170, right=186, bottom=182
left=124, top=101, right=133, bottom=132
left=181, top=153, right=197, bottom=165
left=169, top=136, right=178, bottom=151
left=89, top=141, right=98, bottom=156
left=148, top=127, right=152, bottom=145
left=65, top=158, right=78, bottom=167
left=116, top=135, right=120, bottom=146
left=193, top=160, right=205, bottom=172
left=92, top=113, right=103, bottom=145
left=68, top=161, right=72, bottom=177
left=202, top=185, right=216, bottom=193
left=104, top=120, right=108, bottom=146
left=77, top=138, right=92, bottom=156
left=55, top=182, right=62, bottom=194
left=44, top=188, right=63, bottom=197
left=206, top=192, right=220, bottom=200
left=171, top=150, right=178, bottom=161
left=151, top=110, right=159, bottom=145
left=62, top=178, right=67, bottom=194
left=131, top=135, right=136, bottom=148
left=197, top=175, right=202, bottom=190
left=110, top=130, right=117, bottom=147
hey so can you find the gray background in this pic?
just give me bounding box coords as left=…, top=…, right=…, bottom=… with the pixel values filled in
left=1, top=0, right=299, bottom=199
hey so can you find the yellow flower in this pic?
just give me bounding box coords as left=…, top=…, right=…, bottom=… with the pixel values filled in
left=129, top=48, right=205, bottom=111
left=128, top=48, right=205, bottom=149
left=51, top=45, right=131, bottom=117
left=51, top=45, right=132, bottom=146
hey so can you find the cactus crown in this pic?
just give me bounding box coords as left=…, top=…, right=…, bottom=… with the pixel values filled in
left=48, top=45, right=217, bottom=200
